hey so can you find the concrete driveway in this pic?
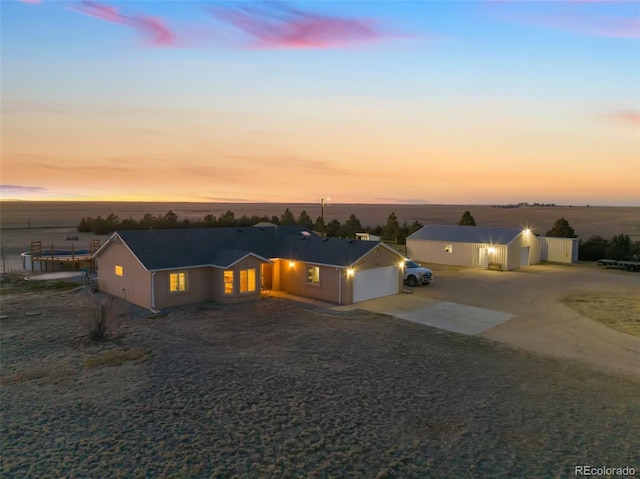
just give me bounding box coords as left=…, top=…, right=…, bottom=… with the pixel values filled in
left=342, top=293, right=514, bottom=335
left=339, top=263, right=640, bottom=380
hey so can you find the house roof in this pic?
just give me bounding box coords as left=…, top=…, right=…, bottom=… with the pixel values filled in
left=97, top=226, right=399, bottom=270
left=407, top=225, right=524, bottom=245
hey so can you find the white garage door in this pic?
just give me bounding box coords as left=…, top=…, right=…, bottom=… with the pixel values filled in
left=353, top=265, right=399, bottom=303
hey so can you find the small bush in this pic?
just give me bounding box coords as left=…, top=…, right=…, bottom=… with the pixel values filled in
left=79, top=300, right=126, bottom=343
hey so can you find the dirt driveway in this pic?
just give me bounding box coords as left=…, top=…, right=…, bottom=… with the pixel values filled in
left=351, top=263, right=640, bottom=380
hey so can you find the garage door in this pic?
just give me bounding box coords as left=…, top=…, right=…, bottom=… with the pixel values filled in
left=353, top=265, right=399, bottom=303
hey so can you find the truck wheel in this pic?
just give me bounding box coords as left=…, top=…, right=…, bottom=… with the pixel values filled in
left=407, top=276, right=418, bottom=287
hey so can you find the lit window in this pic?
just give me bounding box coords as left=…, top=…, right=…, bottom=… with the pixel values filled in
left=169, top=272, right=188, bottom=292
left=307, top=266, right=320, bottom=284
left=239, top=268, right=256, bottom=293
left=115, top=265, right=123, bottom=276
left=224, top=270, right=234, bottom=295
left=445, top=245, right=453, bottom=253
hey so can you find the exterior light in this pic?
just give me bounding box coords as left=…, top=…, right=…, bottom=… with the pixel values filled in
left=346, top=268, right=355, bottom=277
left=524, top=228, right=531, bottom=234
left=399, top=260, right=405, bottom=269
left=488, top=247, right=496, bottom=254
left=289, top=261, right=295, bottom=268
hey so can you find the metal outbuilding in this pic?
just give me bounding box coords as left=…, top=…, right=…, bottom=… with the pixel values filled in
left=539, top=237, right=579, bottom=264
left=406, top=225, right=541, bottom=271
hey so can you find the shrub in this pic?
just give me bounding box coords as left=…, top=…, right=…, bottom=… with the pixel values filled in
left=605, top=233, right=632, bottom=260
left=546, top=217, right=576, bottom=237
left=79, top=300, right=125, bottom=343
left=458, top=210, right=476, bottom=226
left=578, top=235, right=610, bottom=261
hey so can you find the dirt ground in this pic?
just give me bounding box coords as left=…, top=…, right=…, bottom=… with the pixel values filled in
left=402, top=263, right=640, bottom=381
left=1, top=288, right=639, bottom=478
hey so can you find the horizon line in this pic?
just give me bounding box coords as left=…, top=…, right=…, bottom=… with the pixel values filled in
left=1, top=199, right=637, bottom=208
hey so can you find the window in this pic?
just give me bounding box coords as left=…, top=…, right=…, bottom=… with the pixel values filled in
left=169, top=272, right=188, bottom=292
left=445, top=245, right=453, bottom=253
left=307, top=266, right=320, bottom=285
left=239, top=268, right=256, bottom=293
left=224, top=270, right=234, bottom=295
left=115, top=265, right=123, bottom=276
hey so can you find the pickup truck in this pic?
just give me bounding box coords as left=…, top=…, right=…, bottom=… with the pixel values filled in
left=404, top=259, right=433, bottom=287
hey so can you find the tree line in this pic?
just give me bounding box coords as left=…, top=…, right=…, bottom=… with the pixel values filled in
left=77, top=209, right=639, bottom=259
left=77, top=209, right=423, bottom=243
left=579, top=234, right=640, bottom=261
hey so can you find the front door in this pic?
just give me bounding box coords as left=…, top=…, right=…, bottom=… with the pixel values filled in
left=261, top=263, right=273, bottom=290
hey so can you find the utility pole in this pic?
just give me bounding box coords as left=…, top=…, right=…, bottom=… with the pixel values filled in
left=321, top=198, right=325, bottom=238
left=321, top=197, right=330, bottom=238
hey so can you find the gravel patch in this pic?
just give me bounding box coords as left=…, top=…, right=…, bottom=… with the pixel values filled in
left=2, top=290, right=639, bottom=478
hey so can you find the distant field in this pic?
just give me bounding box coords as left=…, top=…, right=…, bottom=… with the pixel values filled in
left=1, top=201, right=638, bottom=241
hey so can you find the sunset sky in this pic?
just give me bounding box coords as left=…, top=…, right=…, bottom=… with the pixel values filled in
left=2, top=0, right=639, bottom=205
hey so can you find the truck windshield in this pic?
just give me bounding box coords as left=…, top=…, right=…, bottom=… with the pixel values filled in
left=406, top=261, right=420, bottom=268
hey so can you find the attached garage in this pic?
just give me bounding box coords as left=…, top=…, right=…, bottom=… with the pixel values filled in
left=96, top=226, right=407, bottom=310
left=407, top=225, right=541, bottom=271
left=353, top=265, right=400, bottom=303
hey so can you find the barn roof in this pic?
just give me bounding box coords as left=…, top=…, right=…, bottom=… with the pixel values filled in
left=97, top=226, right=399, bottom=270
left=407, top=225, right=524, bottom=245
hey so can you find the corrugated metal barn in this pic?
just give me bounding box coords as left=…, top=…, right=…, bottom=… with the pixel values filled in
left=539, top=237, right=579, bottom=264
left=407, top=225, right=541, bottom=271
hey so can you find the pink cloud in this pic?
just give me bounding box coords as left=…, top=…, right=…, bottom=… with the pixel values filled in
left=212, top=4, right=393, bottom=49
left=609, top=110, right=640, bottom=127
left=71, top=1, right=175, bottom=47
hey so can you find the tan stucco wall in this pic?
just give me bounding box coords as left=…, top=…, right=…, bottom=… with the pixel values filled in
left=277, top=259, right=341, bottom=304
left=154, top=257, right=264, bottom=308
left=355, top=244, right=403, bottom=270
left=210, top=256, right=263, bottom=304
left=97, top=238, right=151, bottom=309
left=153, top=267, right=214, bottom=309
left=275, top=245, right=403, bottom=305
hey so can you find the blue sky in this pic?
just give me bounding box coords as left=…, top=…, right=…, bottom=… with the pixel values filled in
left=2, top=0, right=639, bottom=205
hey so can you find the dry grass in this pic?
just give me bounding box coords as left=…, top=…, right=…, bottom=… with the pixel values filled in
left=3, top=291, right=640, bottom=477
left=564, top=292, right=640, bottom=337
left=1, top=368, right=48, bottom=385
left=84, top=347, right=153, bottom=368
left=0, top=275, right=80, bottom=295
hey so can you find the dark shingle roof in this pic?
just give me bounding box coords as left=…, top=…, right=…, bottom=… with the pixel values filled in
left=407, top=225, right=523, bottom=245
left=278, top=236, right=385, bottom=266
left=107, top=226, right=388, bottom=270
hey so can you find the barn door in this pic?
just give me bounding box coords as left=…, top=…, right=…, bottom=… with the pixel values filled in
left=479, top=248, right=489, bottom=268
